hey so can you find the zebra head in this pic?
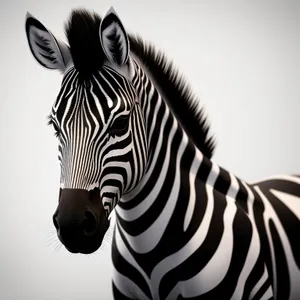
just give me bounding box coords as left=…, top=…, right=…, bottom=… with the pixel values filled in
left=25, top=8, right=147, bottom=254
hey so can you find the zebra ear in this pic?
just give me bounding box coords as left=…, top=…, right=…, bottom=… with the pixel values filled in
left=25, top=12, right=72, bottom=72
left=99, top=7, right=129, bottom=66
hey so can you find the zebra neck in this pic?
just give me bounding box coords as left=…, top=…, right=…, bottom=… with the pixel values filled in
left=116, top=126, right=252, bottom=255
left=120, top=59, right=251, bottom=216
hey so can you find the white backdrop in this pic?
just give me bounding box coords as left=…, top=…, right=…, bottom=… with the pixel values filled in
left=0, top=0, right=299, bottom=299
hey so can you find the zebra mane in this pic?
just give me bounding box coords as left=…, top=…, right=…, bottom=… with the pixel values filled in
left=64, top=9, right=106, bottom=78
left=64, top=9, right=216, bottom=158
left=128, top=36, right=216, bottom=158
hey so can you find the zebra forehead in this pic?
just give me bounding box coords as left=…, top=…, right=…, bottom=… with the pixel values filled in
left=52, top=68, right=133, bottom=124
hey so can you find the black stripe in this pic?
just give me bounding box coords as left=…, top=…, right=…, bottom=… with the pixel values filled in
left=39, top=51, right=56, bottom=62
left=242, top=250, right=266, bottom=299
left=264, top=187, right=300, bottom=269
left=118, top=104, right=170, bottom=210
left=214, top=166, right=231, bottom=195
left=250, top=186, right=274, bottom=286
left=34, top=40, right=52, bottom=53
left=133, top=141, right=196, bottom=277
left=235, top=178, right=249, bottom=213
left=159, top=187, right=227, bottom=299
left=252, top=278, right=272, bottom=300
left=269, top=219, right=290, bottom=299
left=112, top=225, right=152, bottom=299
left=117, top=116, right=180, bottom=236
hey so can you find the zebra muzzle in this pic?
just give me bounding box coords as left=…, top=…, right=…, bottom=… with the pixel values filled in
left=52, top=188, right=109, bottom=254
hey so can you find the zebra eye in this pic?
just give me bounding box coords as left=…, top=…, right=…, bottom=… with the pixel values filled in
left=109, top=115, right=130, bottom=136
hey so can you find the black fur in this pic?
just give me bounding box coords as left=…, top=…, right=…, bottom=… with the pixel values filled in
left=64, top=9, right=105, bottom=78
left=64, top=9, right=216, bottom=158
left=129, top=35, right=216, bottom=158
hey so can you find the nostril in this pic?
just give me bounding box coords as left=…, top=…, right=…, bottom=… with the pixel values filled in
left=83, top=210, right=97, bottom=236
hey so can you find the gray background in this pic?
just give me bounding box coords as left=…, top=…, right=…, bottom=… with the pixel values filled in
left=1, top=0, right=299, bottom=299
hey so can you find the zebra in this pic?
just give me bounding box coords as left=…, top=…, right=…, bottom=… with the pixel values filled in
left=25, top=7, right=300, bottom=300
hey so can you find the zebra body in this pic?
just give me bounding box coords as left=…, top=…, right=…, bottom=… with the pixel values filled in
left=111, top=59, right=300, bottom=299
left=25, top=7, right=300, bottom=300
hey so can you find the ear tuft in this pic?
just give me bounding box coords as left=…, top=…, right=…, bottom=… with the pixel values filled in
left=99, top=7, right=129, bottom=66
left=25, top=12, right=72, bottom=72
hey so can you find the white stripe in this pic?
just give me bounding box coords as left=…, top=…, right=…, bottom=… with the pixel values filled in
left=165, top=194, right=237, bottom=298
left=119, top=108, right=173, bottom=215
left=249, top=265, right=269, bottom=300
left=270, top=189, right=300, bottom=220
left=230, top=220, right=261, bottom=299
left=150, top=182, right=215, bottom=299
left=112, top=269, right=151, bottom=300
left=254, top=186, right=300, bottom=299
left=260, top=285, right=274, bottom=300
left=113, top=223, right=152, bottom=298
left=118, top=132, right=188, bottom=253
left=227, top=172, right=240, bottom=199
left=183, top=155, right=202, bottom=231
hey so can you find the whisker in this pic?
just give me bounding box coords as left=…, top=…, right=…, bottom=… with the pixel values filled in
left=46, top=235, right=58, bottom=241
left=45, top=234, right=59, bottom=244
left=45, top=237, right=58, bottom=246
left=54, top=243, right=62, bottom=252
left=46, top=240, right=58, bottom=248
left=87, top=253, right=95, bottom=260
left=44, top=230, right=56, bottom=234
left=43, top=228, right=63, bottom=253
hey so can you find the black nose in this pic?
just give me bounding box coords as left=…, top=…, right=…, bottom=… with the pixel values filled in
left=53, top=207, right=98, bottom=241
left=52, top=188, right=107, bottom=253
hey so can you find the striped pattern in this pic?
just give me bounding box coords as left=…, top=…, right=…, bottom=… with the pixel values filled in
left=109, top=60, right=300, bottom=299
left=48, top=65, right=147, bottom=215
left=25, top=9, right=300, bottom=300
left=46, top=58, right=300, bottom=300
